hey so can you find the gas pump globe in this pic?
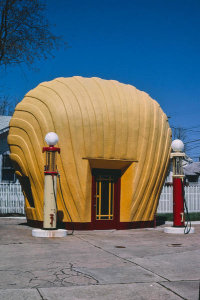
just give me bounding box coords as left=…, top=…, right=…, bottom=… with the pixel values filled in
left=42, top=132, right=60, bottom=230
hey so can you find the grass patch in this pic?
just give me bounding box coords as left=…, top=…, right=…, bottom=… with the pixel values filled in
left=0, top=213, right=25, bottom=217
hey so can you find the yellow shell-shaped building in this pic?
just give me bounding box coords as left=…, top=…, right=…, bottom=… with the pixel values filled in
left=8, top=76, right=171, bottom=229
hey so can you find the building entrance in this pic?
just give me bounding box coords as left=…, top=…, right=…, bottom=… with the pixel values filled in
left=91, top=169, right=121, bottom=229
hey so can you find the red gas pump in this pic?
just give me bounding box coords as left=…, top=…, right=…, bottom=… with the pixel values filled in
left=164, top=139, right=194, bottom=234
left=171, top=145, right=185, bottom=227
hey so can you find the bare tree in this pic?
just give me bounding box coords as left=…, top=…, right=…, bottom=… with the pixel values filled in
left=172, top=127, right=187, bottom=142
left=0, top=96, right=16, bottom=115
left=172, top=127, right=188, bottom=152
left=172, top=126, right=200, bottom=159
left=0, top=0, right=63, bottom=67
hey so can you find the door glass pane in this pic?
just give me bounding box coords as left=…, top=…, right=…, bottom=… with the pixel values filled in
left=96, top=181, right=100, bottom=219
left=95, top=176, right=114, bottom=220
left=101, top=181, right=109, bottom=217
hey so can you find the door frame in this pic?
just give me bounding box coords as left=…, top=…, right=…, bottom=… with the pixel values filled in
left=91, top=169, right=121, bottom=229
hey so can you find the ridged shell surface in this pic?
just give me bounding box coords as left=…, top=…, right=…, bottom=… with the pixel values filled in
left=8, top=76, right=171, bottom=222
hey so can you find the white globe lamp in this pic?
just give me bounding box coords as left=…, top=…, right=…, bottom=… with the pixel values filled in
left=171, top=139, right=184, bottom=152
left=45, top=132, right=59, bottom=146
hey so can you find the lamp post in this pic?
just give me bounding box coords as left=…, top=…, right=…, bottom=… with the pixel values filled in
left=32, top=132, right=67, bottom=237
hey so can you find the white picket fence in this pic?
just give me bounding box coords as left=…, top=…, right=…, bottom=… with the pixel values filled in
left=0, top=183, right=25, bottom=214
left=0, top=183, right=200, bottom=215
left=157, top=185, right=200, bottom=213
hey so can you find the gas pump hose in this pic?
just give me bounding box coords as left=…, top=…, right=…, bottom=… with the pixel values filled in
left=181, top=180, right=191, bottom=234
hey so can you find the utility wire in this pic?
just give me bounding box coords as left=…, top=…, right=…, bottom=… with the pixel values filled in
left=185, top=139, right=200, bottom=144
left=184, top=145, right=200, bottom=152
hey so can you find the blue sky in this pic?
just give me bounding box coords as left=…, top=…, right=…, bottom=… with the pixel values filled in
left=1, top=0, right=200, bottom=159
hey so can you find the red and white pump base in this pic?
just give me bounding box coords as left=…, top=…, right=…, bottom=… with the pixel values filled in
left=164, top=178, right=194, bottom=234
left=164, top=227, right=194, bottom=234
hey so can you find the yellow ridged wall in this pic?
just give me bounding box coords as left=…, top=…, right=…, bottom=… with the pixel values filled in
left=8, top=76, right=171, bottom=223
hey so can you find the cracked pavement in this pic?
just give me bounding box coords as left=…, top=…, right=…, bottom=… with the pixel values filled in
left=0, top=218, right=200, bottom=299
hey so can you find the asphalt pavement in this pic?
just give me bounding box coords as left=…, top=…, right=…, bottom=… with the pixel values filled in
left=0, top=218, right=199, bottom=300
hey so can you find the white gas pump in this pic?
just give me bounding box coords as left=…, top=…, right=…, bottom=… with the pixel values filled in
left=43, top=132, right=60, bottom=229
left=32, top=132, right=67, bottom=238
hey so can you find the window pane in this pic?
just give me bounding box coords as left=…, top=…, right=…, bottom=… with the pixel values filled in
left=101, top=181, right=109, bottom=216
